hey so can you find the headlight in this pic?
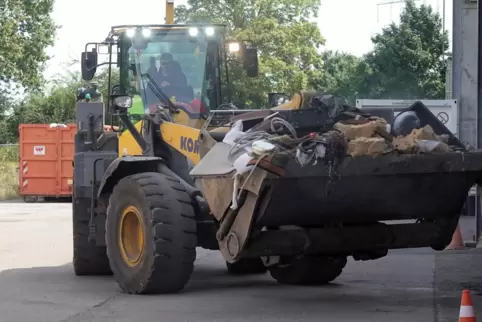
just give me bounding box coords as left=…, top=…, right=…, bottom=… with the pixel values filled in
left=205, top=27, right=215, bottom=36
left=114, top=96, right=133, bottom=109
left=228, top=42, right=240, bottom=52
left=126, top=28, right=136, bottom=38
left=142, top=28, right=151, bottom=37
left=189, top=27, right=198, bottom=37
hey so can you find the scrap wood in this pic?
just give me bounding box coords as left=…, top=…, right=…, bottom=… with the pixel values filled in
left=347, top=137, right=388, bottom=157
left=392, top=125, right=450, bottom=154
left=333, top=118, right=388, bottom=141
left=406, top=124, right=449, bottom=144
left=408, top=125, right=438, bottom=141
left=392, top=135, right=419, bottom=154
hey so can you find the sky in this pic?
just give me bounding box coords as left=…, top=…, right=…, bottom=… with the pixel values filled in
left=43, top=0, right=453, bottom=80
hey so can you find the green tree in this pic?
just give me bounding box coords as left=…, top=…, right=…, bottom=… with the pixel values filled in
left=0, top=0, right=57, bottom=92
left=0, top=72, right=81, bottom=144
left=0, top=67, right=119, bottom=144
left=175, top=0, right=325, bottom=108
left=362, top=0, right=449, bottom=99
left=0, top=91, right=11, bottom=119
left=314, top=51, right=370, bottom=105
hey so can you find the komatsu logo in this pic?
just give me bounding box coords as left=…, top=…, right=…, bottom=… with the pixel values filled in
left=180, top=136, right=200, bottom=154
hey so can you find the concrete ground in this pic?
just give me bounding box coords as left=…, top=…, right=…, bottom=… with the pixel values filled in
left=0, top=201, right=481, bottom=322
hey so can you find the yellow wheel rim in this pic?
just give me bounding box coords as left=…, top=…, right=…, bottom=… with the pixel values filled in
left=119, top=205, right=145, bottom=267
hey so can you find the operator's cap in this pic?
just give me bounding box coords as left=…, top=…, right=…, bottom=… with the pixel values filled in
left=160, top=53, right=173, bottom=61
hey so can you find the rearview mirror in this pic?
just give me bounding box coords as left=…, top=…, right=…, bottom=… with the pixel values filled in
left=242, top=44, right=259, bottom=78
left=112, top=95, right=133, bottom=111
left=81, top=49, right=98, bottom=81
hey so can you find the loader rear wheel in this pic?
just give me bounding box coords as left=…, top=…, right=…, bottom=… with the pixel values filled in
left=226, top=258, right=267, bottom=275
left=268, top=255, right=347, bottom=285
left=72, top=197, right=112, bottom=276
left=106, top=172, right=197, bottom=294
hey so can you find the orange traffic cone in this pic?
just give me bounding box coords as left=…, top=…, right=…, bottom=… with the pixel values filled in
left=459, top=289, right=476, bottom=322
left=446, top=224, right=465, bottom=250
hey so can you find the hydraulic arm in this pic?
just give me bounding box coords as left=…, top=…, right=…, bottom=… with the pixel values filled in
left=166, top=0, right=174, bottom=24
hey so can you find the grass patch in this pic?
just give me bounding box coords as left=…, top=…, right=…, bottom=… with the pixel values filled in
left=0, top=146, right=19, bottom=162
left=0, top=162, right=19, bottom=200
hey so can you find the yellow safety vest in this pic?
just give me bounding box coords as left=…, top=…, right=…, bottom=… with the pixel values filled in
left=129, top=95, right=144, bottom=115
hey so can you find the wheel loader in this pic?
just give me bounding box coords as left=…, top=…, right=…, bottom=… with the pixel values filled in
left=72, top=12, right=482, bottom=295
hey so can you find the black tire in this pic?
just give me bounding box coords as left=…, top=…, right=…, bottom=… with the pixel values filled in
left=23, top=196, right=38, bottom=203
left=226, top=258, right=267, bottom=275
left=106, top=172, right=197, bottom=294
left=72, top=196, right=112, bottom=276
left=269, top=255, right=347, bottom=285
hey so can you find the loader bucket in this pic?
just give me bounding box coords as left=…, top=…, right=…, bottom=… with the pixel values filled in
left=254, top=152, right=482, bottom=227
left=192, top=144, right=482, bottom=259
left=191, top=98, right=482, bottom=261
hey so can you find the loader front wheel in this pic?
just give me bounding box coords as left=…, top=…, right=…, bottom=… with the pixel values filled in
left=269, top=255, right=347, bottom=285
left=106, top=172, right=197, bottom=294
left=226, top=258, right=267, bottom=275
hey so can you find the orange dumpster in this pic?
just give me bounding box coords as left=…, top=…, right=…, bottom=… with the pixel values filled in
left=18, top=124, right=77, bottom=200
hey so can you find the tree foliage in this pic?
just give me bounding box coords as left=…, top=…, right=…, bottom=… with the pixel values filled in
left=361, top=0, right=449, bottom=99
left=175, top=0, right=325, bottom=108
left=0, top=0, right=450, bottom=144
left=0, top=92, right=11, bottom=119
left=314, top=51, right=369, bottom=105
left=0, top=0, right=57, bottom=92
left=0, top=68, right=117, bottom=144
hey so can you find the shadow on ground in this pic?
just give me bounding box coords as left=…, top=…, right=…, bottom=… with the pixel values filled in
left=0, top=251, right=443, bottom=322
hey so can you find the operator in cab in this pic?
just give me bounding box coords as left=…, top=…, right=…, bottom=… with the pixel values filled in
left=127, top=53, right=196, bottom=115
left=155, top=53, right=194, bottom=102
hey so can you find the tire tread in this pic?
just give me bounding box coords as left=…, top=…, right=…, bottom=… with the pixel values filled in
left=106, top=172, right=197, bottom=294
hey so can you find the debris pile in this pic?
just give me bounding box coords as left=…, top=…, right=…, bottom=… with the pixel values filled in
left=333, top=117, right=452, bottom=157
left=218, top=94, right=461, bottom=175
left=333, top=119, right=389, bottom=157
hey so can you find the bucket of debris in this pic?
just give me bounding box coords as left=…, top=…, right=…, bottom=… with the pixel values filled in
left=190, top=95, right=482, bottom=253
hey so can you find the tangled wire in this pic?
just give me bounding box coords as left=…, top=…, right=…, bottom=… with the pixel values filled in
left=227, top=115, right=347, bottom=167
left=227, top=117, right=298, bottom=162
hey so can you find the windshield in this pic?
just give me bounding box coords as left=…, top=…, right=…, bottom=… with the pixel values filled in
left=119, top=27, right=221, bottom=116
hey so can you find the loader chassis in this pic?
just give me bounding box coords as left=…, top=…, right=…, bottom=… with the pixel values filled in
left=72, top=24, right=242, bottom=287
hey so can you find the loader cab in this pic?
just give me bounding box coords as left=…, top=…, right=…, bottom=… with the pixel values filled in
left=81, top=24, right=259, bottom=127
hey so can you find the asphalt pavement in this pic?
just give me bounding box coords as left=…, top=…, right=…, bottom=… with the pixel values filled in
left=0, top=201, right=481, bottom=322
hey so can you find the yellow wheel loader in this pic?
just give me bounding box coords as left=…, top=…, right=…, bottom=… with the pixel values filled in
left=72, top=4, right=482, bottom=295
left=73, top=21, right=279, bottom=288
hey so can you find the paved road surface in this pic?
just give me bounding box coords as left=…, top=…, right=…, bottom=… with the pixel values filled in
left=0, top=201, right=480, bottom=322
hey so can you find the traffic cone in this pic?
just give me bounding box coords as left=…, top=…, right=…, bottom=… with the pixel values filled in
left=445, top=224, right=465, bottom=250
left=459, top=289, right=476, bottom=322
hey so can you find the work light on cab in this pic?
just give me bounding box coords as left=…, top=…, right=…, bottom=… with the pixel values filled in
left=228, top=42, right=240, bottom=52
left=205, top=27, right=215, bottom=36
left=141, top=28, right=151, bottom=37
left=188, top=27, right=198, bottom=37
left=126, top=28, right=135, bottom=38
